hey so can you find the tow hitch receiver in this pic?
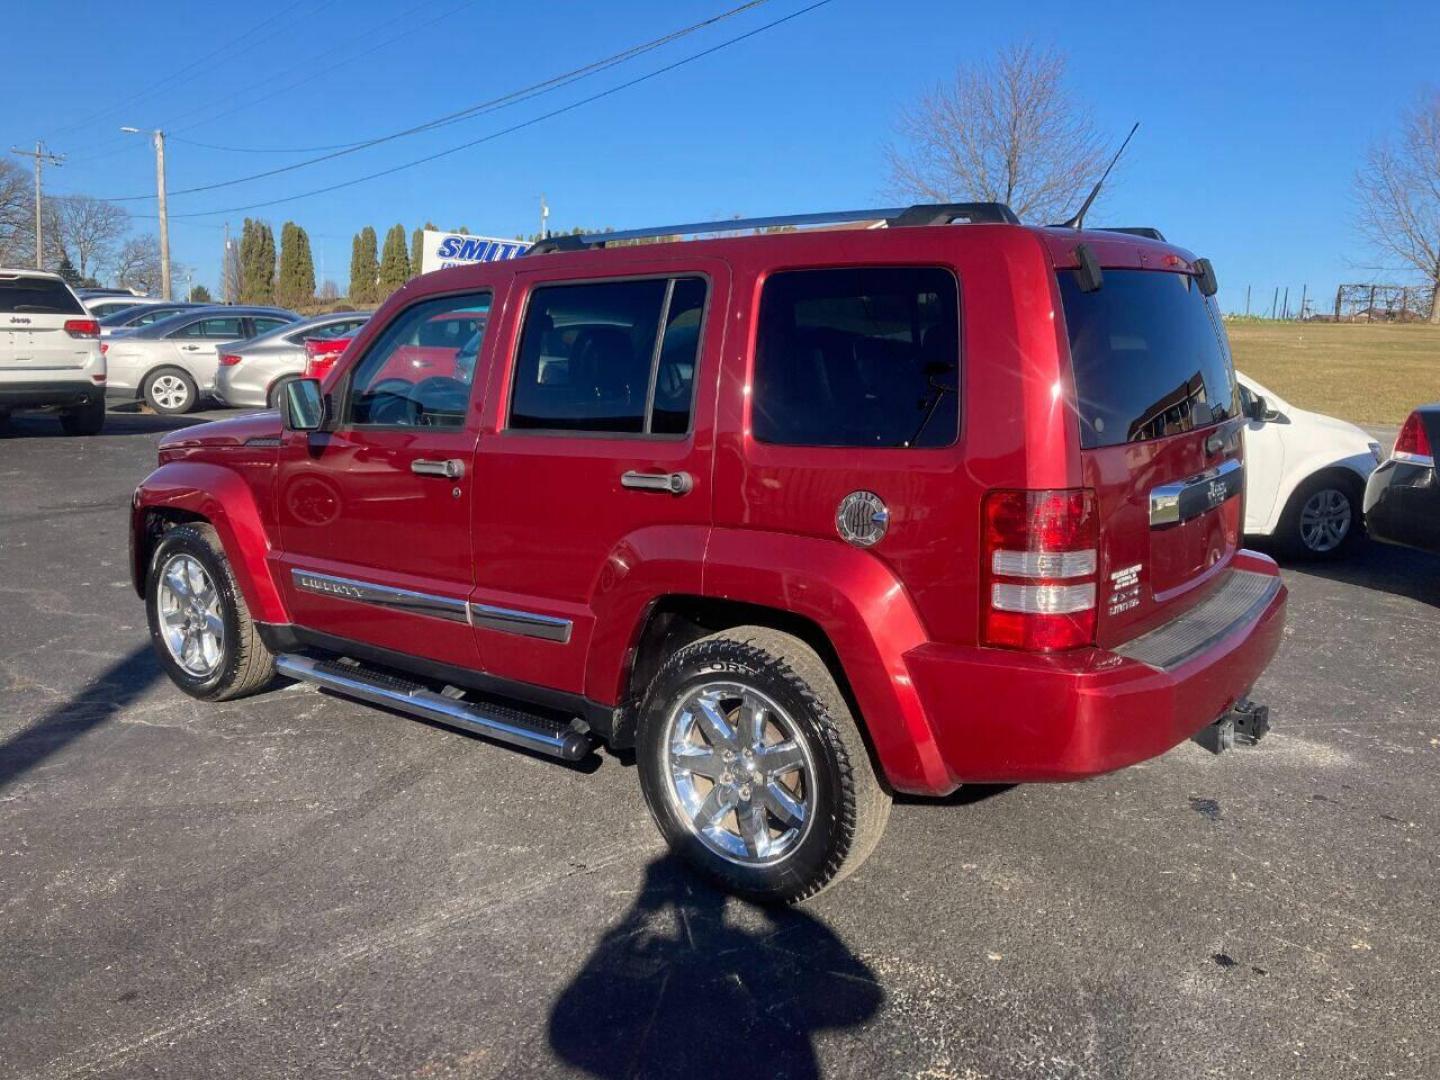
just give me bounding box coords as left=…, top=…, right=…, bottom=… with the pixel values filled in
left=1193, top=698, right=1271, bottom=755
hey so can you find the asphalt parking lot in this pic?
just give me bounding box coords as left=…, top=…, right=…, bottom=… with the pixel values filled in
left=2, top=407, right=1438, bottom=1080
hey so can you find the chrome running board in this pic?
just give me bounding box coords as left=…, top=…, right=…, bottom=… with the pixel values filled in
left=274, top=654, right=595, bottom=762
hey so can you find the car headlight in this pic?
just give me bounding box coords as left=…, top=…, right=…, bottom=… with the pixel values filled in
left=1368, top=441, right=1383, bottom=464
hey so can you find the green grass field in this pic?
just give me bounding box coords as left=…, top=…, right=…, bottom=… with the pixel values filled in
left=1226, top=320, right=1440, bottom=425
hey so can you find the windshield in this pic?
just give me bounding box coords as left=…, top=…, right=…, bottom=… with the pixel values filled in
left=0, top=277, right=84, bottom=315
left=1059, top=269, right=1237, bottom=449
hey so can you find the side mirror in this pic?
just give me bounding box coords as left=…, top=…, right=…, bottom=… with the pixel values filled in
left=282, top=378, right=326, bottom=431
left=1243, top=392, right=1267, bottom=421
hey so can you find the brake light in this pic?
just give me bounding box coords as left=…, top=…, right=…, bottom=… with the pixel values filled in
left=1393, top=411, right=1434, bottom=465
left=64, top=318, right=100, bottom=339
left=981, top=489, right=1099, bottom=650
left=219, top=353, right=243, bottom=366
left=304, top=337, right=349, bottom=381
left=100, top=342, right=109, bottom=355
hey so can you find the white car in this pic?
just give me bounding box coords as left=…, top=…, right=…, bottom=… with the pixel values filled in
left=1238, top=372, right=1381, bottom=559
left=82, top=294, right=172, bottom=319
left=103, top=305, right=299, bottom=414
left=0, top=268, right=107, bottom=435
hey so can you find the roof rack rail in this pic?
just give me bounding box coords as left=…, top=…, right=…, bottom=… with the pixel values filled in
left=526, top=202, right=1019, bottom=254
left=1096, top=226, right=1167, bottom=241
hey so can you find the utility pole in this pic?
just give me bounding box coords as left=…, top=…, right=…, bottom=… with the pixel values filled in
left=10, top=141, right=64, bottom=269
left=222, top=222, right=232, bottom=303
left=121, top=126, right=170, bottom=298
left=539, top=194, right=549, bottom=240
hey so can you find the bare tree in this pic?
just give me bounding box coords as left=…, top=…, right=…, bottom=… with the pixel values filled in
left=886, top=44, right=1111, bottom=223
left=0, top=159, right=31, bottom=266
left=113, top=234, right=179, bottom=295
left=1356, top=90, right=1440, bottom=322
left=56, top=195, right=129, bottom=283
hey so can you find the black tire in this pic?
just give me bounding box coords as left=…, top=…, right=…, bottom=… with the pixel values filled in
left=1276, top=471, right=1366, bottom=561
left=59, top=396, right=106, bottom=436
left=266, top=375, right=297, bottom=410
left=143, top=367, right=199, bottom=415
left=0, top=410, right=10, bottom=433
left=636, top=626, right=891, bottom=903
left=145, top=523, right=275, bottom=701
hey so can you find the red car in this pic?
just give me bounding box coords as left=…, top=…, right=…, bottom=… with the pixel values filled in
left=129, top=204, right=1285, bottom=902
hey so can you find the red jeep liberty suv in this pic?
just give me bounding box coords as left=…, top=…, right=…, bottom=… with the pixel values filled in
left=131, top=204, right=1286, bottom=902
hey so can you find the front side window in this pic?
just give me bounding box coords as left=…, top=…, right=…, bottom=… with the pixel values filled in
left=251, top=317, right=290, bottom=334
left=344, top=291, right=491, bottom=428
left=752, top=267, right=960, bottom=448
left=509, top=276, right=707, bottom=434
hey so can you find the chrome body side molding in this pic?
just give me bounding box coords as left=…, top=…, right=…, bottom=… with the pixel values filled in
left=290, top=569, right=470, bottom=624
left=1150, top=458, right=1243, bottom=527
left=469, top=602, right=573, bottom=643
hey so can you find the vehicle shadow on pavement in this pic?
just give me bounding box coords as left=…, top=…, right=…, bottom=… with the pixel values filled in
left=0, top=408, right=211, bottom=439
left=547, top=856, right=883, bottom=1080
left=1283, top=541, right=1440, bottom=608
left=0, top=644, right=159, bottom=791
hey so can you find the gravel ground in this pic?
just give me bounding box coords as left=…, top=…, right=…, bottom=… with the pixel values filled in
left=2, top=407, right=1438, bottom=1080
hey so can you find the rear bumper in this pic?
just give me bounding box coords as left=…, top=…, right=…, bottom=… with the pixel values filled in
left=0, top=379, right=104, bottom=410
left=900, top=550, right=1287, bottom=790
left=1364, top=458, right=1440, bottom=555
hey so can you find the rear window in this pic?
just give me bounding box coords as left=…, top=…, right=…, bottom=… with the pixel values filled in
left=0, top=276, right=83, bottom=315
left=752, top=267, right=959, bottom=448
left=1059, top=269, right=1237, bottom=449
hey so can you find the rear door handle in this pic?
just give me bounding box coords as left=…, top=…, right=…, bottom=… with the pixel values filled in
left=412, top=458, right=465, bottom=479
left=621, top=470, right=693, bottom=495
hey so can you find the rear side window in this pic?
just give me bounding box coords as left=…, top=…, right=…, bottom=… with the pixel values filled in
left=1059, top=269, right=1237, bottom=448
left=752, top=267, right=959, bottom=448
left=0, top=277, right=83, bottom=315
left=509, top=277, right=707, bottom=434
left=171, top=316, right=246, bottom=339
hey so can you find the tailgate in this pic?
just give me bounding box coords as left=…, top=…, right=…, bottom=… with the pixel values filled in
left=1057, top=266, right=1243, bottom=647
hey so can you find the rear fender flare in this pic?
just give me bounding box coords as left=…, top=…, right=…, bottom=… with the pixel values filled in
left=699, top=528, right=953, bottom=794
left=130, top=461, right=286, bottom=623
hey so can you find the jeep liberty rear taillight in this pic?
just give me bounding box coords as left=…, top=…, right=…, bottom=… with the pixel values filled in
left=981, top=489, right=1099, bottom=650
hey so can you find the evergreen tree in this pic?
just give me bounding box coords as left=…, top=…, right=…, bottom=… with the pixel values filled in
left=410, top=221, right=436, bottom=278
left=349, top=226, right=378, bottom=303
left=277, top=221, right=316, bottom=308
left=55, top=254, right=82, bottom=288
left=378, top=223, right=410, bottom=295
left=239, top=218, right=276, bottom=303
left=189, top=284, right=212, bottom=303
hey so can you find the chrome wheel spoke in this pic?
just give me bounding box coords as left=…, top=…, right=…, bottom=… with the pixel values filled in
left=671, top=745, right=724, bottom=778
left=754, top=739, right=805, bottom=774
left=736, top=799, right=771, bottom=858
left=692, top=699, right=737, bottom=751
left=155, top=553, right=226, bottom=677
left=759, top=782, right=806, bottom=830
left=738, top=691, right=767, bottom=749
left=692, top=784, right=733, bottom=830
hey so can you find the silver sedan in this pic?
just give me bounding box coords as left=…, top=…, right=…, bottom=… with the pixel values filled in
left=213, top=311, right=371, bottom=409
left=103, top=306, right=300, bottom=414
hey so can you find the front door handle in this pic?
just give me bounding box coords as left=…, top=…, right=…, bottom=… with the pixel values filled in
left=621, top=470, right=693, bottom=495
left=412, top=458, right=465, bottom=479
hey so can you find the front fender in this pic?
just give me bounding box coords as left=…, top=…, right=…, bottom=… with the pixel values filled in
left=1265, top=451, right=1376, bottom=533
left=130, top=461, right=287, bottom=623
left=703, top=528, right=953, bottom=794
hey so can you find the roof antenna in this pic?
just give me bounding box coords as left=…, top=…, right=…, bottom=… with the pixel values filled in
left=1062, top=122, right=1139, bottom=230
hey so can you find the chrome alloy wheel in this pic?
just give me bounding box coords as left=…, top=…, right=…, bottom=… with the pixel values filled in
left=156, top=554, right=225, bottom=677
left=1300, top=487, right=1352, bottom=553
left=150, top=374, right=191, bottom=412
left=663, top=681, right=817, bottom=865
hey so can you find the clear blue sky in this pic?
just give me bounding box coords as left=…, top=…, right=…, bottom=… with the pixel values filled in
left=6, top=0, right=1437, bottom=314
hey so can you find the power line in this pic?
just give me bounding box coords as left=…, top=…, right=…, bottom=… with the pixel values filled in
left=171, top=0, right=835, bottom=220
left=100, top=1, right=769, bottom=201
